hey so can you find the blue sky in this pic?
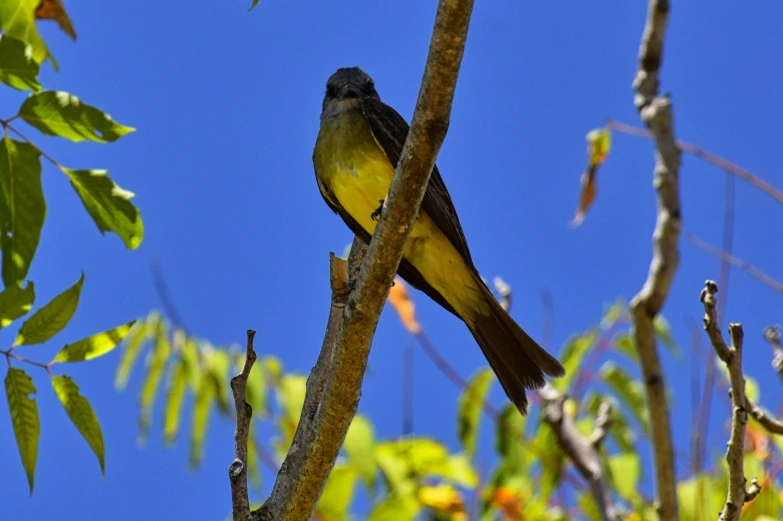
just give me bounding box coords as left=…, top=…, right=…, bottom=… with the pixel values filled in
left=1, top=1, right=781, bottom=519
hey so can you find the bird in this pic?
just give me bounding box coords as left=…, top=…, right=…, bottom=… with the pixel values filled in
left=312, top=66, right=564, bottom=414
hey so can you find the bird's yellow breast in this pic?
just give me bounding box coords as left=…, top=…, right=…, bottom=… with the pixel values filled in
left=313, top=108, right=485, bottom=319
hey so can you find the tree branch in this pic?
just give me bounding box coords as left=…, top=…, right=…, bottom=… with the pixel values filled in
left=252, top=1, right=476, bottom=519
left=228, top=330, right=257, bottom=521
left=629, top=1, right=681, bottom=519
left=699, top=281, right=761, bottom=521
left=541, top=386, right=621, bottom=521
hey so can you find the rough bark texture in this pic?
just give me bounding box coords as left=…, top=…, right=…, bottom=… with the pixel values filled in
left=700, top=282, right=761, bottom=521
left=228, top=330, right=257, bottom=521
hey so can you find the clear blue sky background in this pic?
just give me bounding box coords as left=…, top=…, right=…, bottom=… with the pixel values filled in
left=1, top=2, right=781, bottom=519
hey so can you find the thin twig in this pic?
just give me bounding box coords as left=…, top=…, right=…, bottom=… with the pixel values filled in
left=150, top=257, right=189, bottom=334
left=256, top=2, right=476, bottom=519
left=687, top=233, right=783, bottom=294
left=541, top=386, right=621, bottom=521
left=605, top=119, right=783, bottom=206
left=699, top=282, right=761, bottom=521
left=229, top=330, right=257, bottom=521
left=629, top=1, right=681, bottom=519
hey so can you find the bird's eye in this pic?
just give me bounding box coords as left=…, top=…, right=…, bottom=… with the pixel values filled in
left=326, top=85, right=339, bottom=98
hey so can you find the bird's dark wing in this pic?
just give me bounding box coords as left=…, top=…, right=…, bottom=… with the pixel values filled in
left=361, top=97, right=475, bottom=268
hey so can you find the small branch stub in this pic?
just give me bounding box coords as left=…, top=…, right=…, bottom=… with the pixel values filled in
left=700, top=283, right=762, bottom=521
left=229, top=330, right=257, bottom=521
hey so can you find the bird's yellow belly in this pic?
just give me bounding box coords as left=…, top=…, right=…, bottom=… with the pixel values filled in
left=328, top=153, right=484, bottom=319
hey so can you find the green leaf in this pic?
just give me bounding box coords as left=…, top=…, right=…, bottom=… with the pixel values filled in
left=576, top=493, right=603, bottom=521
left=612, top=332, right=637, bottom=361
left=445, top=453, right=478, bottom=488
left=245, top=358, right=269, bottom=419
left=5, top=367, right=38, bottom=492
left=190, top=369, right=216, bottom=468
left=247, top=421, right=261, bottom=490
left=458, top=367, right=493, bottom=457
left=316, top=464, right=357, bottom=521
left=600, top=299, right=627, bottom=329
left=535, top=424, right=563, bottom=502
left=494, top=403, right=527, bottom=476
left=553, top=330, right=597, bottom=391
left=367, top=494, right=420, bottom=521
left=206, top=347, right=231, bottom=415
left=248, top=0, right=261, bottom=10
left=163, top=357, right=189, bottom=445
left=15, top=273, right=83, bottom=345
left=51, top=375, right=105, bottom=475
left=0, top=280, right=34, bottom=328
left=63, top=169, right=143, bottom=249
left=0, top=137, right=44, bottom=287
left=53, top=320, right=136, bottom=363
left=600, top=361, right=649, bottom=432
left=138, top=321, right=170, bottom=441
left=716, top=359, right=760, bottom=402
left=19, top=91, right=135, bottom=143
left=275, top=374, right=306, bottom=454
left=114, top=315, right=156, bottom=390
left=0, top=35, right=39, bottom=90
left=0, top=0, right=49, bottom=64
left=653, top=315, right=681, bottom=357
left=607, top=453, right=640, bottom=500
left=344, top=414, right=376, bottom=489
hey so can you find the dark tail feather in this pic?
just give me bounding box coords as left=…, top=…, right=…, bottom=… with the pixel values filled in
left=468, top=283, right=565, bottom=415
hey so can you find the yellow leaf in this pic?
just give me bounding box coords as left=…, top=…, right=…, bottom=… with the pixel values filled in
left=387, top=277, right=421, bottom=334
left=571, top=127, right=611, bottom=228
left=418, top=484, right=465, bottom=513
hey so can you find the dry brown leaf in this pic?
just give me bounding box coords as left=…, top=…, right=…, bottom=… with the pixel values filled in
left=36, top=0, right=77, bottom=40
left=570, top=128, right=611, bottom=227
left=387, top=277, right=422, bottom=334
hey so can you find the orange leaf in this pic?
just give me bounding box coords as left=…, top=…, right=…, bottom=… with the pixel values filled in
left=571, top=128, right=611, bottom=228
left=35, top=0, right=77, bottom=40
left=387, top=277, right=422, bottom=334
left=492, top=487, right=523, bottom=520
left=746, top=420, right=770, bottom=460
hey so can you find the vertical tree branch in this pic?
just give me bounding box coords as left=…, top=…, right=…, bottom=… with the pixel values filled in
left=228, top=330, right=257, bottom=521
left=541, top=386, right=621, bottom=521
left=629, top=1, right=681, bottom=519
left=699, top=281, right=761, bottom=521
left=249, top=2, right=476, bottom=520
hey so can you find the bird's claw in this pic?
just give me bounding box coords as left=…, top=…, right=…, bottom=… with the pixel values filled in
left=371, top=199, right=385, bottom=221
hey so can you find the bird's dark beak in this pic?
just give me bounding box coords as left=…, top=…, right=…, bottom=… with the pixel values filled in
left=338, top=84, right=361, bottom=100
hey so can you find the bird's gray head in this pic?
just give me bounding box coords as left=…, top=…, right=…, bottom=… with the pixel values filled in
left=321, top=67, right=380, bottom=121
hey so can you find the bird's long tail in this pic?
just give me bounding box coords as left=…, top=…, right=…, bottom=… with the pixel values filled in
left=467, top=279, right=565, bottom=415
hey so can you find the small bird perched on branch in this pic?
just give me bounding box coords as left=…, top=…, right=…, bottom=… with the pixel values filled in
left=312, top=66, right=564, bottom=414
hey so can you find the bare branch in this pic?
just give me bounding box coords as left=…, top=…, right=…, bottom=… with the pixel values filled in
left=688, top=233, right=783, bottom=294
left=700, top=281, right=760, bottom=521
left=255, top=1, right=476, bottom=519
left=229, top=330, right=257, bottom=521
left=629, top=1, right=681, bottom=519
left=541, top=386, right=621, bottom=521
left=605, top=119, right=783, bottom=206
